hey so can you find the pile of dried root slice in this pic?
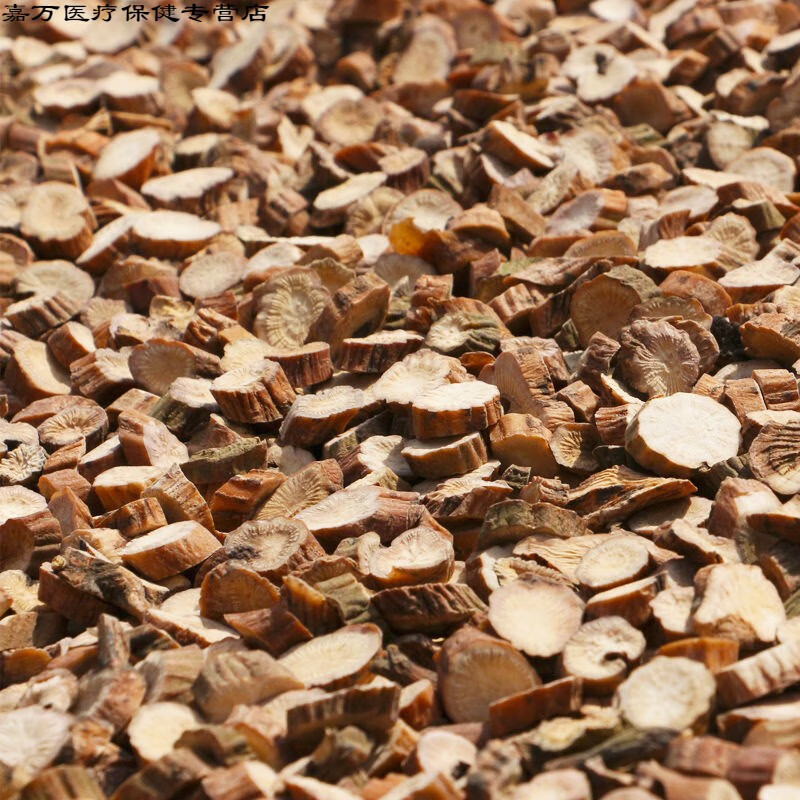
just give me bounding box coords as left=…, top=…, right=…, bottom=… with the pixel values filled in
left=5, top=0, right=800, bottom=798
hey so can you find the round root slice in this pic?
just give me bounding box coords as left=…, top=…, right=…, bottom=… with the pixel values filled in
left=253, top=270, right=330, bottom=349
left=615, top=655, right=716, bottom=732
left=141, top=167, right=233, bottom=210
left=727, top=147, right=797, bottom=193
left=337, top=330, right=425, bottom=374
left=211, top=361, right=296, bottom=424
left=411, top=381, right=502, bottom=439
left=439, top=627, right=540, bottom=723
left=93, top=128, right=161, bottom=188
left=372, top=350, right=469, bottom=409
left=179, top=251, right=246, bottom=300
left=315, top=97, right=383, bottom=147
left=130, top=211, right=221, bottom=259
left=278, top=623, right=382, bottom=689
left=570, top=266, right=659, bottom=347
left=410, top=729, right=477, bottom=779
left=575, top=536, right=651, bottom=592
left=312, top=172, right=387, bottom=228
left=625, top=393, right=741, bottom=478
left=0, top=706, right=73, bottom=781
left=279, top=386, right=367, bottom=448
left=120, top=520, right=220, bottom=580
left=549, top=423, right=599, bottom=476
left=20, top=181, right=93, bottom=260
left=563, top=44, right=636, bottom=103
left=489, top=413, right=558, bottom=476
left=561, top=616, right=646, bottom=694
left=340, top=435, right=414, bottom=483
left=483, top=120, right=558, bottom=172
left=618, top=320, right=701, bottom=398
left=401, top=431, right=487, bottom=479
left=0, top=485, right=47, bottom=524
left=368, top=526, right=455, bottom=588
left=37, top=403, right=108, bottom=452
left=383, top=189, right=463, bottom=234
left=749, top=420, right=800, bottom=495
left=224, top=517, right=324, bottom=582
left=17, top=260, right=94, bottom=307
left=691, top=563, right=785, bottom=647
left=92, top=466, right=163, bottom=511
left=129, top=340, right=204, bottom=396
left=488, top=580, right=585, bottom=658
left=127, top=701, right=201, bottom=763
left=255, top=460, right=342, bottom=520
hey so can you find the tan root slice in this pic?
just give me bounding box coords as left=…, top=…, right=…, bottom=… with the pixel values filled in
left=411, top=381, right=502, bottom=439
left=488, top=579, right=585, bottom=658
left=575, top=535, right=651, bottom=592
left=368, top=526, right=455, bottom=588
left=401, top=432, right=487, bottom=480
left=211, top=360, right=296, bottom=424
left=625, top=393, right=741, bottom=478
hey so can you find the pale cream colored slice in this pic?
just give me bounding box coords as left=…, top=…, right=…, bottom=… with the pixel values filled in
left=0, top=707, right=73, bottom=784
left=20, top=181, right=93, bottom=260
left=561, top=616, right=646, bottom=694
left=625, top=393, right=741, bottom=477
left=411, top=380, right=501, bottom=439
left=563, top=44, right=636, bottom=103
left=575, top=535, right=651, bottom=591
left=127, top=701, right=202, bottom=763
left=615, top=656, right=716, bottom=732
left=120, top=520, right=220, bottom=580
left=401, top=431, right=487, bottom=480
left=372, top=350, right=468, bottom=409
left=141, top=167, right=234, bottom=210
left=279, top=386, right=368, bottom=449
left=93, top=128, right=161, bottom=186
left=691, top=563, right=785, bottom=647
left=278, top=623, right=383, bottom=689
left=6, top=339, right=71, bottom=400
left=17, top=259, right=94, bottom=306
left=131, top=210, right=221, bottom=259
left=93, top=465, right=163, bottom=511
left=483, top=120, right=559, bottom=171
left=312, top=173, right=387, bottom=227
left=179, top=251, right=246, bottom=301
left=727, top=147, right=797, bottom=193
left=382, top=189, right=462, bottom=233
left=488, top=580, right=585, bottom=658
left=0, top=485, right=47, bottom=525
left=369, top=526, right=455, bottom=588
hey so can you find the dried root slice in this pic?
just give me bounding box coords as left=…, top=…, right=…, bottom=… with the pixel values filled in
left=488, top=579, right=584, bottom=658
left=229, top=342, right=333, bottom=390
left=691, top=563, right=785, bottom=647
left=411, top=381, right=501, bottom=440
left=340, top=435, right=414, bottom=483
left=618, top=320, right=701, bottom=397
left=194, top=648, right=303, bottom=723
left=199, top=562, right=280, bottom=621
left=575, top=536, right=651, bottom=592
left=129, top=340, right=218, bottom=397
left=570, top=266, right=659, bottom=347
left=295, top=484, right=423, bottom=548
left=383, top=189, right=462, bottom=234
left=749, top=420, right=800, bottom=495
left=20, top=181, right=93, bottom=260
left=312, top=172, right=387, bottom=228
left=438, top=626, right=540, bottom=723
left=337, top=330, right=425, bottom=373
left=150, top=377, right=218, bottom=439
left=253, top=269, right=330, bottom=349
left=489, top=413, right=558, bottom=476
left=118, top=410, right=188, bottom=469
left=127, top=701, right=201, bottom=764
left=6, top=340, right=70, bottom=404
left=563, top=44, right=636, bottom=103
left=17, top=259, right=94, bottom=308
left=401, top=432, right=487, bottom=480
left=70, top=349, right=134, bottom=405
left=120, top=521, right=220, bottom=581
left=37, top=403, right=107, bottom=452
left=561, top=617, right=645, bottom=694
left=488, top=677, right=582, bottom=738
left=368, top=526, right=454, bottom=588
left=715, top=639, right=800, bottom=708
left=482, top=120, right=558, bottom=172
left=92, top=466, right=164, bottom=511
left=179, top=251, right=246, bottom=301
left=143, top=463, right=214, bottom=531
left=211, top=361, right=296, bottom=424
left=279, top=386, right=368, bottom=448
left=130, top=210, right=221, bottom=260
left=549, top=423, right=599, bottom=476
left=0, top=485, right=47, bottom=525
left=748, top=496, right=800, bottom=543
left=93, top=128, right=161, bottom=188
left=0, top=706, right=73, bottom=784
left=224, top=517, right=324, bottom=582
left=141, top=167, right=233, bottom=212
left=625, top=393, right=741, bottom=478
left=372, top=350, right=469, bottom=410
left=308, top=273, right=391, bottom=361
left=255, top=460, right=342, bottom=521
left=47, top=321, right=96, bottom=370
left=278, top=623, right=382, bottom=689
left=615, top=656, right=715, bottom=732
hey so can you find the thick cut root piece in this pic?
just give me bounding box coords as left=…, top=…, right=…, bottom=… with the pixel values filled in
left=625, top=393, right=741, bottom=477
left=411, top=381, right=502, bottom=439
